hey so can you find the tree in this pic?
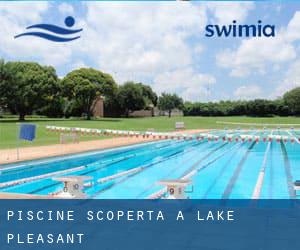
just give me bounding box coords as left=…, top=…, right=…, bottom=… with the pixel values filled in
left=61, top=68, right=117, bottom=120
left=158, top=93, right=183, bottom=118
left=0, top=59, right=9, bottom=109
left=117, top=82, right=146, bottom=117
left=283, top=87, right=300, bottom=115
left=138, top=83, right=158, bottom=107
left=0, top=61, right=59, bottom=121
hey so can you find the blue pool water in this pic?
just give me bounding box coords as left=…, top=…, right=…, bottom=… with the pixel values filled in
left=1, top=130, right=300, bottom=199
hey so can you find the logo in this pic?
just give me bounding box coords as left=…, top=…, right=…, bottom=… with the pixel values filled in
left=14, top=16, right=83, bottom=42
left=205, top=20, right=275, bottom=38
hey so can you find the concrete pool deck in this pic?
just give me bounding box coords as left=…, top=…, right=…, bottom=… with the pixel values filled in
left=0, top=129, right=206, bottom=165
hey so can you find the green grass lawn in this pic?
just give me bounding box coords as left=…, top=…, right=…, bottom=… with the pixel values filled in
left=1, top=116, right=300, bottom=149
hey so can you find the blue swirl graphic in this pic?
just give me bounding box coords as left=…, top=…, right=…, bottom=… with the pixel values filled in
left=14, top=16, right=82, bottom=42
left=26, top=24, right=83, bottom=35
left=14, top=32, right=80, bottom=42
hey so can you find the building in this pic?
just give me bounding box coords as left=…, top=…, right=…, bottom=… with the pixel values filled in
left=91, top=96, right=104, bottom=117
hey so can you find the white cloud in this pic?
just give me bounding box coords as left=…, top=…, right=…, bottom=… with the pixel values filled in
left=273, top=60, right=300, bottom=98
left=78, top=2, right=207, bottom=83
left=0, top=2, right=212, bottom=94
left=207, top=2, right=255, bottom=24
left=0, top=2, right=77, bottom=67
left=193, top=44, right=204, bottom=55
left=153, top=68, right=216, bottom=101
left=216, top=11, right=300, bottom=78
left=234, top=85, right=262, bottom=100
left=286, top=11, right=300, bottom=42
left=71, top=61, right=88, bottom=70
left=58, top=3, right=74, bottom=15
left=3, top=2, right=298, bottom=102
left=62, top=61, right=89, bottom=77
left=0, top=2, right=48, bottom=23
left=217, top=34, right=296, bottom=77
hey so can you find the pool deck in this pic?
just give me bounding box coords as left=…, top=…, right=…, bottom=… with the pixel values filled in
left=0, top=129, right=206, bottom=165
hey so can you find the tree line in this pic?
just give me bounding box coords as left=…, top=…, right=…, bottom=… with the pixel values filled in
left=0, top=60, right=183, bottom=120
left=0, top=60, right=299, bottom=120
left=184, top=89, right=300, bottom=117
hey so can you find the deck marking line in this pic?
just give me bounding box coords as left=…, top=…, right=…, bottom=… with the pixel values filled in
left=216, top=121, right=300, bottom=127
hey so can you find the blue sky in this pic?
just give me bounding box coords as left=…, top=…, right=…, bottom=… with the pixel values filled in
left=1, top=1, right=300, bottom=102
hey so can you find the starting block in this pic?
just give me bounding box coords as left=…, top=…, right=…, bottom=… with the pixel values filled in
left=158, top=179, right=192, bottom=199
left=294, top=180, right=300, bottom=196
left=53, top=176, right=91, bottom=199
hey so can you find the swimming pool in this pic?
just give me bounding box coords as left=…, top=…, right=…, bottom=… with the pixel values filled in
left=1, top=129, right=300, bottom=199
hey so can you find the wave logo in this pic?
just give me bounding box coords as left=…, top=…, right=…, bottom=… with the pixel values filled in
left=14, top=16, right=82, bottom=42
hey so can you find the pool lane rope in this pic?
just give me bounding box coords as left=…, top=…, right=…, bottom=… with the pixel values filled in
left=252, top=141, right=272, bottom=199
left=286, top=130, right=300, bottom=144
left=90, top=141, right=205, bottom=198
left=16, top=140, right=193, bottom=195
left=147, top=142, right=241, bottom=199
left=0, top=165, right=88, bottom=189
left=153, top=131, right=261, bottom=199
left=251, top=129, right=275, bottom=199
left=95, top=167, right=144, bottom=185
left=79, top=140, right=195, bottom=179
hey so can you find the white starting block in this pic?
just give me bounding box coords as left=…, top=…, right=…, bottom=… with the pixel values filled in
left=294, top=181, right=300, bottom=196
left=158, top=179, right=192, bottom=199
left=53, top=176, right=91, bottom=199
left=60, top=132, right=80, bottom=144
left=175, top=122, right=185, bottom=130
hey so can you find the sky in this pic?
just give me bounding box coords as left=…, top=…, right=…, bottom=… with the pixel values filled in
left=0, top=1, right=300, bottom=102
